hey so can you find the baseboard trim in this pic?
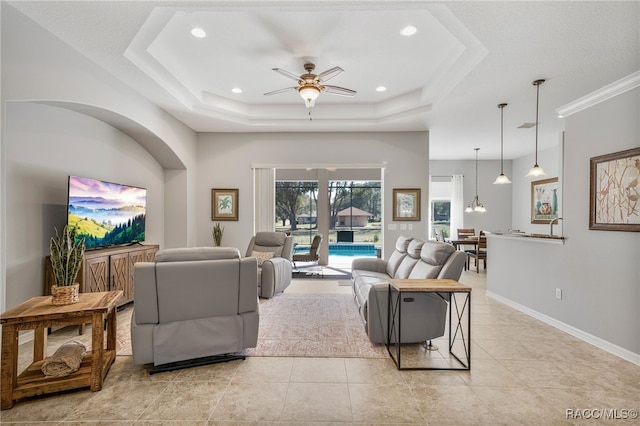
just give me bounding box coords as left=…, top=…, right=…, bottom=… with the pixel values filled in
left=487, top=291, right=640, bottom=366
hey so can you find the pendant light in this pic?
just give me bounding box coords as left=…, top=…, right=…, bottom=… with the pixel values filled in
left=465, top=148, right=487, bottom=213
left=526, top=79, right=547, bottom=178
left=493, top=103, right=512, bottom=184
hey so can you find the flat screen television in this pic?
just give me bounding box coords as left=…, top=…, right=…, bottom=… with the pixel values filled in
left=67, top=175, right=147, bottom=249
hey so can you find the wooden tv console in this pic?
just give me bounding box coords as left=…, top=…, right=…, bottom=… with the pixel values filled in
left=45, top=244, right=159, bottom=307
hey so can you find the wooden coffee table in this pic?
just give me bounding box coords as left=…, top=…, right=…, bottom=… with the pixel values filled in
left=0, top=291, right=122, bottom=409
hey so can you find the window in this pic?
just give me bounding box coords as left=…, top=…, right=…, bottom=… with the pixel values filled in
left=430, top=177, right=452, bottom=239
left=275, top=181, right=318, bottom=245
left=328, top=181, right=381, bottom=244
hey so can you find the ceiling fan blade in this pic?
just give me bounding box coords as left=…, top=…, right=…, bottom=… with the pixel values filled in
left=264, top=87, right=297, bottom=96
left=272, top=68, right=302, bottom=82
left=322, top=85, right=356, bottom=97
left=317, top=66, right=344, bottom=82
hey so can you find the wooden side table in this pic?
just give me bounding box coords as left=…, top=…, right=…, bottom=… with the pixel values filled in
left=387, top=279, right=471, bottom=370
left=0, top=291, right=122, bottom=409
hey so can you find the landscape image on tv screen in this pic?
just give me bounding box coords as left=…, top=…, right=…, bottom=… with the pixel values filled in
left=67, top=176, right=147, bottom=249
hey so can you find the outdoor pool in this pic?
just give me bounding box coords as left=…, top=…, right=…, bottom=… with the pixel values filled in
left=294, top=242, right=379, bottom=257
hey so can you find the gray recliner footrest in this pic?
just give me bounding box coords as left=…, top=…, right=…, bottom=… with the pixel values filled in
left=148, top=353, right=245, bottom=375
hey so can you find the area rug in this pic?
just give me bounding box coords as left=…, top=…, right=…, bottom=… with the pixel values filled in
left=338, top=279, right=352, bottom=286
left=244, top=293, right=387, bottom=358
left=75, top=294, right=387, bottom=359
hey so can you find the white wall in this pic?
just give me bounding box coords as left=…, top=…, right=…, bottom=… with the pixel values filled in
left=488, top=86, right=640, bottom=361
left=196, top=132, right=430, bottom=257
left=512, top=143, right=563, bottom=235
left=4, top=102, right=165, bottom=308
left=1, top=3, right=200, bottom=310
left=429, top=159, right=513, bottom=236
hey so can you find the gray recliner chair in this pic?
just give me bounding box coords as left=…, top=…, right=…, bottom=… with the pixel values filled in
left=131, top=247, right=259, bottom=371
left=246, top=231, right=293, bottom=298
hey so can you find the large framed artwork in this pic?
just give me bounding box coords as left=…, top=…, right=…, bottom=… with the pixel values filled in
left=393, top=188, right=421, bottom=221
left=212, top=188, right=239, bottom=221
left=531, top=177, right=559, bottom=224
left=589, top=147, right=640, bottom=232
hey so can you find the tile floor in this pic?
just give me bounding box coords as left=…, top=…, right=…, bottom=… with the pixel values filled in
left=3, top=269, right=639, bottom=425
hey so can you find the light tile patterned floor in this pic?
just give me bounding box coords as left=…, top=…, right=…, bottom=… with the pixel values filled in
left=4, top=270, right=639, bottom=425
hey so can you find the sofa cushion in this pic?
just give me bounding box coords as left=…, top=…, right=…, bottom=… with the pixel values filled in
left=385, top=235, right=412, bottom=277
left=252, top=232, right=287, bottom=257
left=407, top=241, right=456, bottom=279
left=393, top=239, right=425, bottom=278
left=155, top=247, right=240, bottom=263
left=351, top=269, right=390, bottom=282
left=251, top=250, right=274, bottom=267
left=420, top=241, right=455, bottom=265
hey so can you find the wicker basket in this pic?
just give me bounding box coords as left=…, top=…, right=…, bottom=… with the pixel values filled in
left=51, top=283, right=80, bottom=305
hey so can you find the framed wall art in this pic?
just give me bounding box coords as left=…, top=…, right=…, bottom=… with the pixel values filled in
left=212, top=188, right=238, bottom=221
left=531, top=177, right=559, bottom=224
left=589, top=147, right=640, bottom=231
left=393, top=188, right=421, bottom=221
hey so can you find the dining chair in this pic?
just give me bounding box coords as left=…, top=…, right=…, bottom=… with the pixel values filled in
left=456, top=228, right=476, bottom=239
left=456, top=228, right=476, bottom=267
left=465, top=231, right=487, bottom=273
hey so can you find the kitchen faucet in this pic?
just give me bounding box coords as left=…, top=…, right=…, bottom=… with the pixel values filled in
left=549, top=217, right=563, bottom=237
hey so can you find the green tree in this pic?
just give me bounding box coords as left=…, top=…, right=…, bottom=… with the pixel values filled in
left=275, top=182, right=307, bottom=230
left=328, top=181, right=351, bottom=229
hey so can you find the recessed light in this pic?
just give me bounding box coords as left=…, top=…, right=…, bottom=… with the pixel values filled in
left=400, top=25, right=417, bottom=36
left=232, top=88, right=242, bottom=94
left=190, top=27, right=206, bottom=38
left=376, top=86, right=387, bottom=92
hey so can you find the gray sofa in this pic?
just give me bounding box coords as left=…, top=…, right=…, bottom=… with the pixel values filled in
left=131, top=247, right=259, bottom=367
left=351, top=235, right=466, bottom=343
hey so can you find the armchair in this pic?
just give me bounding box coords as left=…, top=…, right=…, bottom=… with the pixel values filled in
left=131, top=247, right=259, bottom=371
left=246, top=232, right=294, bottom=298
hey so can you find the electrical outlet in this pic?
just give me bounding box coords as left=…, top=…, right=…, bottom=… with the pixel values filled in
left=556, top=288, right=562, bottom=300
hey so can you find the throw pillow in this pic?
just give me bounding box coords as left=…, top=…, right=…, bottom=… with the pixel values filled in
left=251, top=250, right=275, bottom=267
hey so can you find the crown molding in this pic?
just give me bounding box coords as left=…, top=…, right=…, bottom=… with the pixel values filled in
left=556, top=71, right=640, bottom=118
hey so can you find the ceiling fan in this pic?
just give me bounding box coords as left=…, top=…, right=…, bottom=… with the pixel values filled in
left=264, top=62, right=356, bottom=108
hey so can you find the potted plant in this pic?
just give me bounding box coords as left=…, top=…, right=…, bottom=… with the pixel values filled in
left=212, top=222, right=224, bottom=246
left=49, top=225, right=85, bottom=305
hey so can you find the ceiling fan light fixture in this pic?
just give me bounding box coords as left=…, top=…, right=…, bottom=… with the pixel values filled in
left=298, top=85, right=321, bottom=108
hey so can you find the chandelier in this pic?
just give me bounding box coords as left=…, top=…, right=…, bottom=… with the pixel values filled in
left=466, top=148, right=487, bottom=213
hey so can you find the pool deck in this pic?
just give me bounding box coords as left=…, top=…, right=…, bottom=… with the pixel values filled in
left=293, top=254, right=378, bottom=278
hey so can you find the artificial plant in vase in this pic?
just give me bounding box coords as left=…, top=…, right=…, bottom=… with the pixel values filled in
left=212, top=222, right=224, bottom=246
left=49, top=225, right=86, bottom=305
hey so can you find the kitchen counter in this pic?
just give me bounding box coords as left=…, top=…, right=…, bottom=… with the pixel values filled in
left=487, top=231, right=565, bottom=244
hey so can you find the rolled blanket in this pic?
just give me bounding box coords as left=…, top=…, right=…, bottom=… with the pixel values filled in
left=41, top=340, right=87, bottom=377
